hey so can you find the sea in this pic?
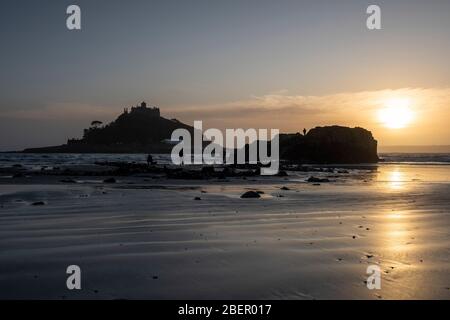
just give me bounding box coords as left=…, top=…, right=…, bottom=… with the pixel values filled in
left=0, top=152, right=449, bottom=170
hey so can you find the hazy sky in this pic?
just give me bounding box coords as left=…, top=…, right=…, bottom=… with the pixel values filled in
left=0, top=0, right=449, bottom=150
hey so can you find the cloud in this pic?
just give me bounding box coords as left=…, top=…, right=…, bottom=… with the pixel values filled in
left=3, top=87, right=448, bottom=125
left=166, top=87, right=450, bottom=131
left=1, top=87, right=449, bottom=146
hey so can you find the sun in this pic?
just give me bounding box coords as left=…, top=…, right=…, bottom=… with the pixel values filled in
left=378, top=98, right=414, bottom=129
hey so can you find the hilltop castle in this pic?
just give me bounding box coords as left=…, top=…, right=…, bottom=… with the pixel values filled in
left=123, top=101, right=160, bottom=117
left=59, top=101, right=194, bottom=152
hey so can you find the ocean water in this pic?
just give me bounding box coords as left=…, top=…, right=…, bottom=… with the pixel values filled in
left=0, top=152, right=449, bottom=169
left=0, top=153, right=173, bottom=169
left=379, top=153, right=450, bottom=164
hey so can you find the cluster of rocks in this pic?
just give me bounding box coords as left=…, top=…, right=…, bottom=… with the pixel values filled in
left=3, top=159, right=374, bottom=182
left=1, top=161, right=287, bottom=180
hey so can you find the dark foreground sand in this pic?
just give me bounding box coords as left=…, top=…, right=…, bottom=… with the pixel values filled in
left=0, top=164, right=449, bottom=299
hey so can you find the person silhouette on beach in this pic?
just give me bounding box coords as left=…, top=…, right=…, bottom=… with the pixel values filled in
left=147, top=154, right=153, bottom=166
left=303, top=128, right=307, bottom=136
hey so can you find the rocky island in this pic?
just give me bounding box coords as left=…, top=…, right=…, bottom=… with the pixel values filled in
left=280, top=126, right=379, bottom=164
left=22, top=101, right=378, bottom=164
left=24, top=102, right=194, bottom=154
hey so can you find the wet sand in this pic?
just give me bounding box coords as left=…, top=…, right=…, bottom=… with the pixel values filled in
left=0, top=164, right=449, bottom=299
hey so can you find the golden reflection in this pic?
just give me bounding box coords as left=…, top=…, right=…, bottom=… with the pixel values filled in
left=373, top=165, right=425, bottom=298
left=383, top=210, right=412, bottom=254
left=388, top=169, right=403, bottom=190
left=377, top=167, right=406, bottom=190
left=379, top=168, right=413, bottom=250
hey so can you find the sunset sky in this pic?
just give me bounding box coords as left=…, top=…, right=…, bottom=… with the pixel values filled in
left=0, top=0, right=449, bottom=151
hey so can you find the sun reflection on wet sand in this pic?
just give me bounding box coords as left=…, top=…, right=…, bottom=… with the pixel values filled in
left=389, top=170, right=403, bottom=189
left=386, top=168, right=405, bottom=190
left=376, top=166, right=412, bottom=191
left=384, top=210, right=412, bottom=254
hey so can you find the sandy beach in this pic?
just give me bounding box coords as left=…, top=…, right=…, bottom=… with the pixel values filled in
left=0, top=163, right=449, bottom=299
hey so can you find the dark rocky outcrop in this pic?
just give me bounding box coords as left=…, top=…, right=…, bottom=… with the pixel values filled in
left=280, top=126, right=378, bottom=164
left=31, top=201, right=46, bottom=206
left=240, top=191, right=261, bottom=199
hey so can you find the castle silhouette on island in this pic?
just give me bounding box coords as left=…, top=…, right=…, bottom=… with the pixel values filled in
left=123, top=101, right=160, bottom=118
left=23, top=101, right=379, bottom=164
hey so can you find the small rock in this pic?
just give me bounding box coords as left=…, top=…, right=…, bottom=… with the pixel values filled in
left=240, top=191, right=261, bottom=199
left=280, top=186, right=290, bottom=191
left=277, top=170, right=288, bottom=177
left=307, top=176, right=330, bottom=183
left=31, top=201, right=45, bottom=206
left=194, top=197, right=201, bottom=201
left=103, top=177, right=116, bottom=183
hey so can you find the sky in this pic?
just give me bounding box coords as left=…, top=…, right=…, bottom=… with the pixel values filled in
left=0, top=0, right=449, bottom=151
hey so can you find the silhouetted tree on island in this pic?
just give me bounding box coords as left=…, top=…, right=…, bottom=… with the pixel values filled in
left=90, top=120, right=103, bottom=128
